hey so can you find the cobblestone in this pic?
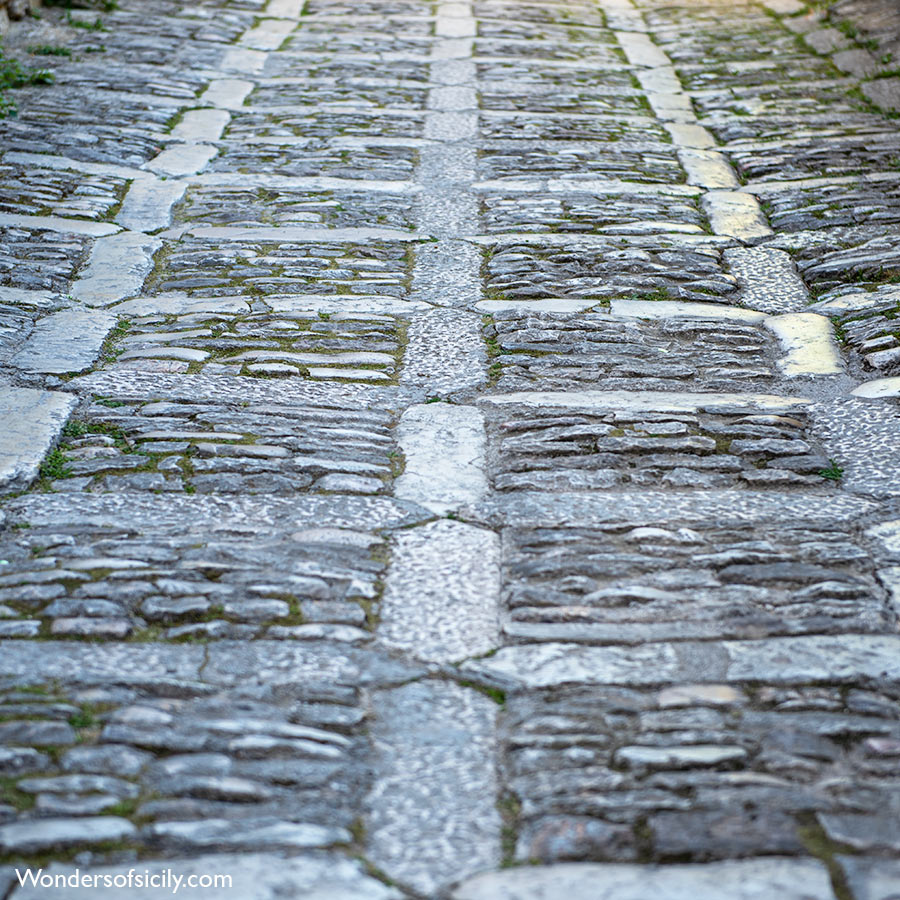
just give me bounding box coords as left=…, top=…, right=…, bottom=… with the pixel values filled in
left=1, top=0, right=900, bottom=894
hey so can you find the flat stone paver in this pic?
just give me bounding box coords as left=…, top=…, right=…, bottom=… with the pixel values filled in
left=1, top=0, right=900, bottom=896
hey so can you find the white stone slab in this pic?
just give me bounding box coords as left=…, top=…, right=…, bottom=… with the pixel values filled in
left=477, top=297, right=603, bottom=314
left=112, top=294, right=254, bottom=316
left=71, top=232, right=162, bottom=307
left=201, top=79, right=254, bottom=110
left=10, top=854, right=400, bottom=900
left=0, top=214, right=119, bottom=237
left=10, top=307, right=118, bottom=374
left=0, top=384, right=77, bottom=492
left=0, top=287, right=59, bottom=309
left=837, top=856, right=900, bottom=900
left=393, top=403, right=488, bottom=516
left=220, top=47, right=268, bottom=74
left=765, top=312, right=843, bottom=376
left=167, top=225, right=420, bottom=242
left=267, top=0, right=304, bottom=16
left=463, top=635, right=900, bottom=690
left=703, top=191, right=773, bottom=241
left=484, top=391, right=812, bottom=414
left=240, top=18, right=295, bottom=51
left=851, top=376, right=900, bottom=399
left=665, top=123, right=717, bottom=149
left=368, top=681, right=500, bottom=895
left=146, top=143, right=218, bottom=177
left=637, top=65, right=682, bottom=95
left=452, top=859, right=835, bottom=900
left=115, top=174, right=187, bottom=233
left=380, top=520, right=500, bottom=664
left=170, top=108, right=231, bottom=143
left=645, top=92, right=696, bottom=122
left=678, top=148, right=739, bottom=189
left=2, top=152, right=142, bottom=179
left=611, top=299, right=766, bottom=322
left=0, top=817, right=135, bottom=856
left=616, top=31, right=669, bottom=68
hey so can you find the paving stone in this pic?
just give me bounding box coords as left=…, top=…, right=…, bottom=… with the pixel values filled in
left=451, top=858, right=835, bottom=900
left=0, top=816, right=136, bottom=854
left=394, top=403, right=488, bottom=515
left=368, top=680, right=501, bottom=895
left=837, top=857, right=900, bottom=900
left=71, top=232, right=162, bottom=307
left=380, top=520, right=500, bottom=663
left=10, top=308, right=119, bottom=375
left=0, top=384, right=77, bottom=493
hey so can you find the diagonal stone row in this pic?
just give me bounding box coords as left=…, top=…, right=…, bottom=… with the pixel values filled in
left=0, top=0, right=899, bottom=897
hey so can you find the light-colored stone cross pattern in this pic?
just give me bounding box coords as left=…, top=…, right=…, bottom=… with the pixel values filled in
left=1, top=0, right=900, bottom=896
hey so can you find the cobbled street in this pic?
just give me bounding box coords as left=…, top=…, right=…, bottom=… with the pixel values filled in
left=0, top=0, right=899, bottom=896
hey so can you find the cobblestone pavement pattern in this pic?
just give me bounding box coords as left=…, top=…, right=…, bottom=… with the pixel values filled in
left=0, top=0, right=900, bottom=896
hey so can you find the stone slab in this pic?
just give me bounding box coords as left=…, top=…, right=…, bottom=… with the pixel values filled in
left=611, top=300, right=766, bottom=322
left=765, top=313, right=844, bottom=376
left=146, top=144, right=218, bottom=178
left=451, top=859, right=835, bottom=900
left=837, top=856, right=900, bottom=900
left=483, top=391, right=812, bottom=414
left=115, top=174, right=187, bottom=233
left=0, top=384, right=76, bottom=492
left=380, top=520, right=500, bottom=663
left=703, top=192, right=773, bottom=241
left=851, top=377, right=900, bottom=399
left=170, top=108, right=231, bottom=143
left=0, top=817, right=136, bottom=856
left=401, top=308, right=488, bottom=393
left=0, top=214, right=119, bottom=237
left=368, top=680, right=500, bottom=895
left=201, top=79, right=254, bottom=110
left=7, top=493, right=430, bottom=535
left=9, top=854, right=401, bottom=900
left=394, top=403, right=488, bottom=515
left=0, top=641, right=204, bottom=685
left=10, top=307, right=118, bottom=374
left=462, top=635, right=900, bottom=690
left=862, top=77, right=900, bottom=113
left=678, top=149, right=739, bottom=189
left=71, top=232, right=162, bottom=307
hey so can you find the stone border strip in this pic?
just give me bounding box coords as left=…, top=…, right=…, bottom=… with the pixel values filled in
left=451, top=857, right=836, bottom=900
left=367, top=680, right=501, bottom=895
left=393, top=403, right=489, bottom=515
left=462, top=633, right=900, bottom=690
left=379, top=519, right=501, bottom=664
left=602, top=0, right=775, bottom=245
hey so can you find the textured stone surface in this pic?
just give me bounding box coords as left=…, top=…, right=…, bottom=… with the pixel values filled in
left=0, top=384, right=76, bottom=492
left=2, top=0, right=900, bottom=887
left=452, top=859, right=835, bottom=900
left=380, top=520, right=500, bottom=663
left=368, top=680, right=501, bottom=895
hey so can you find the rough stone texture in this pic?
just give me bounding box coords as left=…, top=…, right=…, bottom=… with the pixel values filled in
left=0, top=384, right=76, bottom=492
left=2, top=0, right=900, bottom=889
left=9, top=307, right=118, bottom=374
left=394, top=403, right=488, bottom=515
left=380, top=519, right=500, bottom=663
left=452, top=859, right=835, bottom=900
left=368, top=680, right=501, bottom=895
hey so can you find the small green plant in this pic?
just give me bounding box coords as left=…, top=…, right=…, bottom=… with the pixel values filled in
left=819, top=459, right=844, bottom=481
left=66, top=11, right=108, bottom=31
left=39, top=449, right=72, bottom=480
left=27, top=45, right=72, bottom=57
left=0, top=51, right=55, bottom=118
